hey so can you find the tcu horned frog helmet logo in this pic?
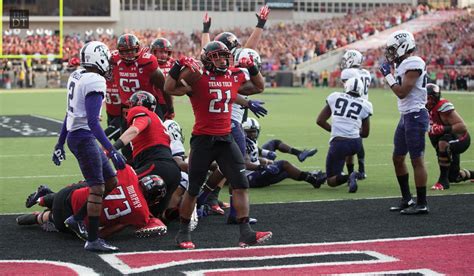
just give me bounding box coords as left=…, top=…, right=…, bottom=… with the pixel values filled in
left=80, top=41, right=112, bottom=76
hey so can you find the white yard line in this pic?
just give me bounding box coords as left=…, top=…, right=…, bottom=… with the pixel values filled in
left=0, top=174, right=82, bottom=179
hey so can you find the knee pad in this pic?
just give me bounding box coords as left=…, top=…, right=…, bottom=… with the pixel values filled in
left=437, top=147, right=451, bottom=166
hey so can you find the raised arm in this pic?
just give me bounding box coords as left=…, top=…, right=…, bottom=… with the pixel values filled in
left=244, top=5, right=270, bottom=49
left=201, top=12, right=211, bottom=47
left=380, top=62, right=421, bottom=99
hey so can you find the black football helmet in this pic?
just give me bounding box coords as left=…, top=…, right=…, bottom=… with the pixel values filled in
left=201, top=41, right=232, bottom=74
left=117, top=33, right=141, bottom=62
left=139, top=175, right=166, bottom=206
left=129, top=91, right=157, bottom=112
left=426, top=83, right=441, bottom=111
left=214, top=32, right=240, bottom=52
left=150, top=38, right=172, bottom=64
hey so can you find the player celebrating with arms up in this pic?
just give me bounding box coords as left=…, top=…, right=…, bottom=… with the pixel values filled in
left=379, top=30, right=430, bottom=215
left=164, top=41, right=272, bottom=249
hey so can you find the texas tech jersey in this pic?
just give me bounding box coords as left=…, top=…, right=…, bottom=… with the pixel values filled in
left=105, top=79, right=122, bottom=116
left=158, top=58, right=175, bottom=77
left=66, top=69, right=106, bottom=131
left=126, top=106, right=170, bottom=158
left=341, top=68, right=371, bottom=100
left=189, top=68, right=249, bottom=135
left=111, top=50, right=165, bottom=105
left=327, top=92, right=373, bottom=141
left=394, top=56, right=427, bottom=114
left=428, top=98, right=455, bottom=137
left=71, top=165, right=151, bottom=229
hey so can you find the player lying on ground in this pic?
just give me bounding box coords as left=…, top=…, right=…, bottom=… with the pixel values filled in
left=425, top=83, right=474, bottom=190
left=17, top=165, right=167, bottom=241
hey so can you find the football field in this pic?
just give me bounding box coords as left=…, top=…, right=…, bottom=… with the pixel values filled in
left=1, top=87, right=473, bottom=213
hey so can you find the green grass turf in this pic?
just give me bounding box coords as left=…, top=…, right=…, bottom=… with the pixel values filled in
left=0, top=87, right=473, bottom=213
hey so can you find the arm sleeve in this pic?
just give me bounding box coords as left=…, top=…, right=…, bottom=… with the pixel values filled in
left=85, top=92, right=114, bottom=152
left=57, top=115, right=68, bottom=145
left=132, top=116, right=150, bottom=132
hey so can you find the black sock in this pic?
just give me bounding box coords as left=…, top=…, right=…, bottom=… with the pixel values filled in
left=290, top=148, right=302, bottom=156
left=298, top=172, right=308, bottom=181
left=439, top=165, right=450, bottom=183
left=42, top=193, right=55, bottom=209
left=347, top=164, right=354, bottom=174
left=396, top=174, right=411, bottom=201
left=469, top=170, right=474, bottom=180
left=238, top=217, right=253, bottom=236
left=88, top=216, right=99, bottom=242
left=73, top=203, right=87, bottom=221
left=416, top=186, right=427, bottom=206
left=336, top=174, right=349, bottom=185
left=206, top=187, right=221, bottom=205
left=358, top=146, right=365, bottom=173
left=179, top=217, right=190, bottom=232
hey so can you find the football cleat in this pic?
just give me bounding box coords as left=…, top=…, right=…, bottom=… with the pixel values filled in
left=358, top=172, right=367, bottom=180
left=16, top=212, right=39, bottom=225
left=306, top=170, right=327, bottom=189
left=298, top=149, right=318, bottom=162
left=431, top=182, right=449, bottom=190
left=175, top=231, right=195, bottom=249
left=41, top=221, right=59, bottom=232
left=348, top=172, right=359, bottom=193
left=400, top=204, right=429, bottom=215
left=64, top=216, right=88, bottom=241
left=25, top=185, right=53, bottom=208
left=227, top=216, right=258, bottom=225
left=209, top=204, right=225, bottom=215
left=389, top=198, right=415, bottom=212
left=84, top=238, right=119, bottom=252
left=239, top=231, right=272, bottom=248
left=135, top=217, right=167, bottom=238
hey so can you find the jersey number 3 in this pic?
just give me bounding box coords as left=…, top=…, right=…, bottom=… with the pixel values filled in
left=103, top=186, right=132, bottom=220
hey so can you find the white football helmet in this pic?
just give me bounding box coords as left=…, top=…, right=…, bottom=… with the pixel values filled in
left=79, top=41, right=111, bottom=76
left=344, top=77, right=364, bottom=98
left=385, top=30, right=416, bottom=63
left=234, top=48, right=262, bottom=70
left=163, top=120, right=184, bottom=144
left=340, top=50, right=363, bottom=70
left=242, top=117, right=260, bottom=139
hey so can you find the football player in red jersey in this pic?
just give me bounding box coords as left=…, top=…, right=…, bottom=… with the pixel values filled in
left=150, top=37, right=175, bottom=119
left=164, top=41, right=271, bottom=250
left=104, top=78, right=122, bottom=141
left=425, top=84, right=473, bottom=190
left=112, top=91, right=181, bottom=218
left=112, top=33, right=172, bottom=120
left=17, top=165, right=167, bottom=240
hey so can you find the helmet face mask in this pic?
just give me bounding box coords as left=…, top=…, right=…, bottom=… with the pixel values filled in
left=385, top=30, right=416, bottom=64
left=151, top=38, right=172, bottom=64
left=214, top=32, right=240, bottom=52
left=242, top=118, right=260, bottom=141
left=129, top=91, right=157, bottom=112
left=201, top=41, right=232, bottom=74
left=117, top=34, right=141, bottom=63
left=139, top=175, right=166, bottom=206
left=426, top=83, right=441, bottom=111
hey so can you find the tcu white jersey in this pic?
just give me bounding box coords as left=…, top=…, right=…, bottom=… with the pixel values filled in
left=245, top=138, right=260, bottom=175
left=341, top=68, right=371, bottom=100
left=163, top=120, right=186, bottom=156
left=179, top=171, right=189, bottom=190
left=231, top=94, right=247, bottom=123
left=394, top=56, right=427, bottom=114
left=66, top=69, right=106, bottom=131
left=327, top=92, right=373, bottom=141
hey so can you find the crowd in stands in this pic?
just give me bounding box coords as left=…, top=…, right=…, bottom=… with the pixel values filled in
left=1, top=4, right=472, bottom=91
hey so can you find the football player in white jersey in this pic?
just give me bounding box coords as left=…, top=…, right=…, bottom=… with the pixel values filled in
left=340, top=49, right=372, bottom=178
left=51, top=41, right=126, bottom=252
left=379, top=30, right=430, bottom=215
left=317, top=77, right=373, bottom=193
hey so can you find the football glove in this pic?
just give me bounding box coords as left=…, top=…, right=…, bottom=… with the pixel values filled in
left=429, top=124, right=451, bottom=136
left=202, top=12, right=211, bottom=33
left=248, top=100, right=267, bottom=118
left=256, top=5, right=270, bottom=28
left=178, top=57, right=201, bottom=73
left=379, top=62, right=392, bottom=77
left=52, top=144, right=66, bottom=166
left=108, top=149, right=127, bottom=170
left=266, top=151, right=277, bottom=160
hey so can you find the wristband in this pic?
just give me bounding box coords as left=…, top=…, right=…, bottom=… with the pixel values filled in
left=261, top=149, right=270, bottom=157
left=248, top=65, right=259, bottom=76
left=169, top=62, right=182, bottom=80
left=256, top=20, right=266, bottom=29
left=385, top=74, right=397, bottom=87
left=443, top=125, right=452, bottom=134
left=113, top=138, right=125, bottom=151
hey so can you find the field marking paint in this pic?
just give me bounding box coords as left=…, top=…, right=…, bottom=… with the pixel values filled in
left=100, top=233, right=473, bottom=274
left=0, top=174, right=82, bottom=179
left=183, top=251, right=397, bottom=276
left=0, top=154, right=50, bottom=158
left=339, top=269, right=443, bottom=275
left=31, top=114, right=63, bottom=124
left=0, top=260, right=98, bottom=276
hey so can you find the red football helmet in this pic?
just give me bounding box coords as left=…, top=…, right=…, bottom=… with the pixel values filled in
left=117, top=34, right=141, bottom=62
left=201, top=41, right=232, bottom=74
left=150, top=38, right=172, bottom=64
